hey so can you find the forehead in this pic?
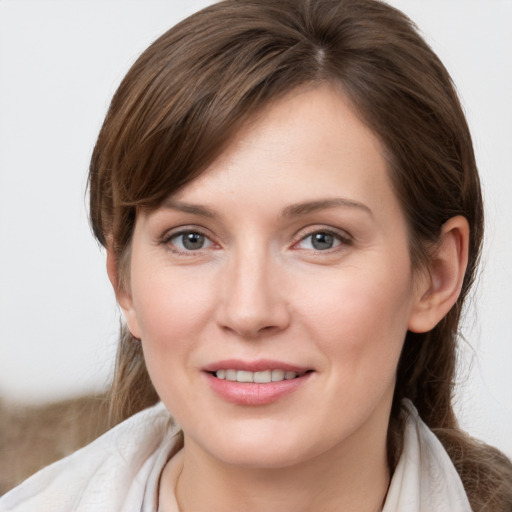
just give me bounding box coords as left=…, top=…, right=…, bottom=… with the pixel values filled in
left=170, top=84, right=396, bottom=216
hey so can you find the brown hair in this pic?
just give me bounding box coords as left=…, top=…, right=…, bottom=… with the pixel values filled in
left=88, top=0, right=512, bottom=509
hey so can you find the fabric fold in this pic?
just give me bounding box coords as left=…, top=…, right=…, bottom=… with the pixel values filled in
left=383, top=400, right=472, bottom=512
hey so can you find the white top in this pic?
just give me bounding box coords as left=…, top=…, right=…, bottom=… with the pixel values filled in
left=0, top=400, right=472, bottom=512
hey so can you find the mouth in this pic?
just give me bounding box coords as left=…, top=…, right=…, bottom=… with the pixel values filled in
left=203, top=360, right=314, bottom=405
left=211, top=369, right=311, bottom=383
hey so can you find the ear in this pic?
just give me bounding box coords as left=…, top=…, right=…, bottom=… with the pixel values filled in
left=106, top=248, right=142, bottom=340
left=408, top=216, right=469, bottom=333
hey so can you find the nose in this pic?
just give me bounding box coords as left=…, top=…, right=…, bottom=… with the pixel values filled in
left=215, top=245, right=291, bottom=339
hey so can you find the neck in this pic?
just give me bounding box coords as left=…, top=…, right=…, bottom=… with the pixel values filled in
left=179, top=449, right=388, bottom=512
left=165, top=411, right=391, bottom=512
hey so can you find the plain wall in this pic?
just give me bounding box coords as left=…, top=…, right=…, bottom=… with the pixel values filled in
left=0, top=0, right=511, bottom=456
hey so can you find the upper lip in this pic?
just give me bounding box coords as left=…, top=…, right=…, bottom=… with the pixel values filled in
left=202, top=359, right=312, bottom=373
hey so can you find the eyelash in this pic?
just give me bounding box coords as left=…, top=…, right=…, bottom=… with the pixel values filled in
left=292, top=228, right=352, bottom=253
left=160, top=226, right=352, bottom=255
left=161, top=228, right=216, bottom=256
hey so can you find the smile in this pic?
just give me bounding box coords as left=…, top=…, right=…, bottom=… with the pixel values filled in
left=203, top=361, right=314, bottom=405
left=214, top=369, right=305, bottom=383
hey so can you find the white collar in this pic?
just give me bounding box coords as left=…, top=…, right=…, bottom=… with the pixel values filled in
left=383, top=400, right=472, bottom=512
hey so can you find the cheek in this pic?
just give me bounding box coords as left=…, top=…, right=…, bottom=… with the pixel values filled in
left=130, top=262, right=218, bottom=353
left=296, top=261, right=414, bottom=366
left=131, top=267, right=219, bottom=410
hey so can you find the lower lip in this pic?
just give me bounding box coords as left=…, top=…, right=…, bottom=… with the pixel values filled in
left=204, top=372, right=312, bottom=406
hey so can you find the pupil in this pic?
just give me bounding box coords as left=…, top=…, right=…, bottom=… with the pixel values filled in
left=312, top=232, right=334, bottom=250
left=183, top=232, right=204, bottom=250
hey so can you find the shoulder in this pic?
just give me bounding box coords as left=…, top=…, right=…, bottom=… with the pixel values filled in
left=387, top=400, right=512, bottom=512
left=0, top=402, right=181, bottom=512
left=433, top=423, right=512, bottom=511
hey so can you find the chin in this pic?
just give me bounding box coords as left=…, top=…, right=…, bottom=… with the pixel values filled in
left=214, top=443, right=311, bottom=470
left=190, top=420, right=333, bottom=470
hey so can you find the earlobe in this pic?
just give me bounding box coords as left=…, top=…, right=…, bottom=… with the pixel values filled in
left=106, top=248, right=142, bottom=340
left=408, top=216, right=469, bottom=333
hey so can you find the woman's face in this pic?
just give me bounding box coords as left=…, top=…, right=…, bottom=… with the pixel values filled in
left=120, top=85, right=426, bottom=469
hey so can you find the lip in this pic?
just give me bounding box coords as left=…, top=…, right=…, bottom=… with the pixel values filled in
left=202, top=359, right=310, bottom=373
left=203, top=359, right=314, bottom=406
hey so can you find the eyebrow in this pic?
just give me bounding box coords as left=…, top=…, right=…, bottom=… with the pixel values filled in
left=281, top=198, right=373, bottom=218
left=162, top=197, right=372, bottom=219
left=162, top=199, right=217, bottom=218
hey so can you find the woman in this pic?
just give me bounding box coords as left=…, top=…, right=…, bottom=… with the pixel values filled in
left=2, top=0, right=511, bottom=510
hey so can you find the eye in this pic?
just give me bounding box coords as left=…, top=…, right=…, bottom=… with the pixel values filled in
left=167, top=230, right=214, bottom=252
left=295, top=230, right=346, bottom=251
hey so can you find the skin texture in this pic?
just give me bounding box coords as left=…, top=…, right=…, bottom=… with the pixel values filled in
left=114, top=85, right=469, bottom=512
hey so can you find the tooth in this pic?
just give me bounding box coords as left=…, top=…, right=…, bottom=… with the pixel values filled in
left=254, top=370, right=272, bottom=383
left=226, top=369, right=237, bottom=381
left=271, top=369, right=285, bottom=381
left=237, top=370, right=254, bottom=383
left=218, top=368, right=301, bottom=383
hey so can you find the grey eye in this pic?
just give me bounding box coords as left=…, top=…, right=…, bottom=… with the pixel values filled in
left=182, top=232, right=205, bottom=250
left=311, top=232, right=335, bottom=250
left=295, top=231, right=343, bottom=251
left=171, top=231, right=212, bottom=251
